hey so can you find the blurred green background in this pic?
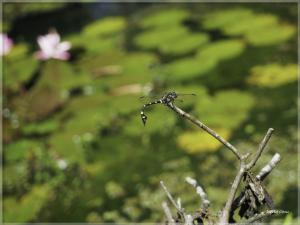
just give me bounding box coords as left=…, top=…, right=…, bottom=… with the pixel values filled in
left=2, top=2, right=298, bottom=223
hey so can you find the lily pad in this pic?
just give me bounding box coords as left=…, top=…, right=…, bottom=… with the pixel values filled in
left=177, top=128, right=231, bottom=154
left=4, top=57, right=39, bottom=92
left=196, top=40, right=245, bottom=62
left=83, top=17, right=126, bottom=37
left=4, top=139, right=43, bottom=163
left=39, top=60, right=91, bottom=91
left=202, top=8, right=254, bottom=30
left=4, top=184, right=51, bottom=222
left=21, top=119, right=60, bottom=135
left=134, top=26, right=189, bottom=50
left=159, top=33, right=209, bottom=56
left=195, top=90, right=255, bottom=129
left=223, top=14, right=278, bottom=36
left=163, top=56, right=216, bottom=81
left=138, top=8, right=189, bottom=28
left=245, top=24, right=296, bottom=46
left=247, top=63, right=298, bottom=87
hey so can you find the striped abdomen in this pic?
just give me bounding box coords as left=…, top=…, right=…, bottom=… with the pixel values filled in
left=140, top=100, right=162, bottom=126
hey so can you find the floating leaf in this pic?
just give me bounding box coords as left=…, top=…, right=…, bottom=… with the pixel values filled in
left=12, top=84, right=65, bottom=121
left=223, top=14, right=278, bottom=36
left=134, top=26, right=189, bottom=50
left=138, top=8, right=189, bottom=28
left=247, top=63, right=298, bottom=87
left=195, top=90, right=255, bottom=129
left=197, top=40, right=245, bottom=62
left=40, top=60, right=91, bottom=91
left=163, top=56, right=216, bottom=81
left=22, top=119, right=60, bottom=135
left=177, top=128, right=231, bottom=154
left=4, top=184, right=51, bottom=222
left=202, top=8, right=254, bottom=30
left=83, top=17, right=126, bottom=37
left=4, top=139, right=43, bottom=163
left=159, top=33, right=209, bottom=56
left=4, top=57, right=39, bottom=92
left=3, top=162, right=27, bottom=191
left=245, top=24, right=296, bottom=46
left=6, top=43, right=29, bottom=60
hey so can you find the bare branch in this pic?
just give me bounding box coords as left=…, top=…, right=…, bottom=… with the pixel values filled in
left=246, top=128, right=274, bottom=170
left=244, top=209, right=288, bottom=224
left=256, top=153, right=281, bottom=180
left=184, top=214, right=193, bottom=225
left=168, top=104, right=242, bottom=161
left=160, top=181, right=184, bottom=214
left=219, top=166, right=245, bottom=224
left=162, top=201, right=175, bottom=225
left=185, top=177, right=210, bottom=210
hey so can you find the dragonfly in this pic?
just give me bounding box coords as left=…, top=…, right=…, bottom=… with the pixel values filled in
left=140, top=91, right=196, bottom=126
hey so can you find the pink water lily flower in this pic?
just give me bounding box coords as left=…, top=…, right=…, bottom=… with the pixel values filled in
left=35, top=30, right=71, bottom=60
left=0, top=33, right=13, bottom=56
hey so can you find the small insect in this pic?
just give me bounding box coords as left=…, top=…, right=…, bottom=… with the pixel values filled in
left=140, top=91, right=196, bottom=126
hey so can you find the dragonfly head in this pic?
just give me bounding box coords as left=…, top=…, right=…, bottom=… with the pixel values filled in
left=168, top=91, right=177, bottom=99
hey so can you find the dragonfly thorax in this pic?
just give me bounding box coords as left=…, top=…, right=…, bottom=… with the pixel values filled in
left=161, top=92, right=177, bottom=104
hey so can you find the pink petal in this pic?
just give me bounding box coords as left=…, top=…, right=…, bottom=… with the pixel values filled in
left=46, top=32, right=60, bottom=46
left=34, top=51, right=49, bottom=60
left=57, top=41, right=71, bottom=52
left=0, top=33, right=13, bottom=56
left=53, top=51, right=70, bottom=60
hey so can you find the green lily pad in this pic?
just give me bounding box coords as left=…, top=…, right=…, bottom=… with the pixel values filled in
left=245, top=24, right=296, bottom=46
left=223, top=14, right=278, bottom=36
left=11, top=84, right=65, bottom=121
left=163, top=56, right=216, bottom=81
left=247, top=63, right=298, bottom=87
left=4, top=57, right=39, bottom=92
left=134, top=26, right=189, bottom=50
left=21, top=119, right=60, bottom=135
left=195, top=90, right=255, bottom=129
left=159, top=33, right=209, bottom=56
left=83, top=17, right=126, bottom=37
left=4, top=184, right=51, bottom=222
left=6, top=43, right=29, bottom=60
left=4, top=139, right=43, bottom=163
left=138, top=8, right=189, bottom=28
left=202, top=8, right=254, bottom=30
left=40, top=60, right=91, bottom=91
left=196, top=40, right=245, bottom=62
left=177, top=128, right=231, bottom=154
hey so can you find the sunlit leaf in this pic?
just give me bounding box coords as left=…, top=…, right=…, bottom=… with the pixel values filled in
left=159, top=33, right=209, bottom=56
left=247, top=63, right=298, bottom=87
left=223, top=14, right=278, bottom=36
left=4, top=184, right=51, bottom=222
left=202, top=8, right=254, bottom=30
left=177, top=128, right=232, bottom=154
left=22, top=119, right=60, bottom=135
left=4, top=139, right=43, bottom=163
left=195, top=90, right=255, bottom=129
left=134, top=26, right=189, bottom=50
left=163, top=56, right=216, bottom=81
left=83, top=17, right=126, bottom=37
left=245, top=24, right=296, bottom=46
left=138, top=8, right=189, bottom=28
left=197, top=40, right=245, bottom=62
